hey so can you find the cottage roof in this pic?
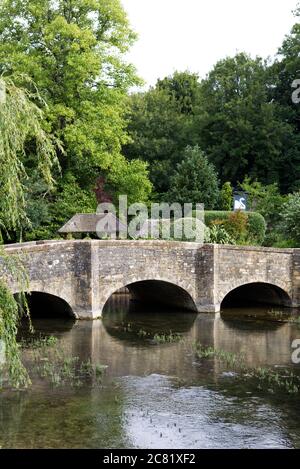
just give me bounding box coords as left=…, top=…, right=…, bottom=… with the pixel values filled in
left=58, top=213, right=127, bottom=234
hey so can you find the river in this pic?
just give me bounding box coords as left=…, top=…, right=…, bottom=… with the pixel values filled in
left=0, top=294, right=300, bottom=449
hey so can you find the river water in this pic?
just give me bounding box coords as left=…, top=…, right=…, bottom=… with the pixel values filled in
left=0, top=294, right=300, bottom=449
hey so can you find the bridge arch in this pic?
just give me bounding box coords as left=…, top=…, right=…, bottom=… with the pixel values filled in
left=220, top=282, right=292, bottom=309
left=14, top=291, right=75, bottom=319
left=102, top=279, right=198, bottom=313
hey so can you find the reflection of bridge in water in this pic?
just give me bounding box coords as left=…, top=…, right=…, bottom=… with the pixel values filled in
left=35, top=298, right=300, bottom=376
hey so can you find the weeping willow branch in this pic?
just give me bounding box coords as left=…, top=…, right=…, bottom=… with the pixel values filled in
left=0, top=74, right=61, bottom=233
left=0, top=247, right=31, bottom=388
left=0, top=75, right=61, bottom=387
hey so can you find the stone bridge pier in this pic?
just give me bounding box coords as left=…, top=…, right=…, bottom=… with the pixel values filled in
left=1, top=240, right=300, bottom=319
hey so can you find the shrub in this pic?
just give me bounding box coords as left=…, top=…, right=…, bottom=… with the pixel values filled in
left=280, top=192, right=300, bottom=244
left=166, top=146, right=220, bottom=209
left=200, top=211, right=266, bottom=245
left=240, top=178, right=286, bottom=228
left=220, top=182, right=233, bottom=211
left=223, top=211, right=248, bottom=242
left=273, top=237, right=298, bottom=248
left=24, top=174, right=97, bottom=241
left=246, top=212, right=267, bottom=245
left=208, top=225, right=236, bottom=245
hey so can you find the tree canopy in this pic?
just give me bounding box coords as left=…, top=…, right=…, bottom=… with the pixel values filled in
left=166, top=146, right=220, bottom=209
left=198, top=53, right=291, bottom=187
left=0, top=0, right=152, bottom=239
left=123, top=72, right=200, bottom=197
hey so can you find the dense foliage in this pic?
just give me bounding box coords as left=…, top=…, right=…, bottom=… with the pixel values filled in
left=166, top=146, right=220, bottom=208
left=0, top=0, right=299, bottom=246
left=204, top=211, right=266, bottom=245
left=122, top=8, right=300, bottom=247
left=0, top=76, right=58, bottom=239
left=220, top=183, right=233, bottom=211
left=124, top=57, right=296, bottom=197
left=0, top=74, right=56, bottom=387
left=123, top=72, right=200, bottom=197
left=0, top=0, right=152, bottom=240
left=280, top=192, right=300, bottom=244
left=0, top=253, right=30, bottom=388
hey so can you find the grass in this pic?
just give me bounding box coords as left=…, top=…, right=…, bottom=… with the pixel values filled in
left=266, top=310, right=300, bottom=327
left=250, top=367, right=300, bottom=394
left=123, top=327, right=184, bottom=344
left=34, top=351, right=106, bottom=388
left=193, top=342, right=300, bottom=395
left=193, top=343, right=243, bottom=367
left=20, top=334, right=58, bottom=349
left=267, top=309, right=287, bottom=321
left=289, top=316, right=300, bottom=326
left=20, top=334, right=107, bottom=388
left=152, top=331, right=183, bottom=344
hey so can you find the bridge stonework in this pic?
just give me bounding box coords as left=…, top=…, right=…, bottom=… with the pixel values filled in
left=1, top=240, right=300, bottom=319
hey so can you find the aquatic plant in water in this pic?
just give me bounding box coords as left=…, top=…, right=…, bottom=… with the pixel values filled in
left=29, top=339, right=107, bottom=388
left=193, top=342, right=300, bottom=394
left=153, top=331, right=183, bottom=344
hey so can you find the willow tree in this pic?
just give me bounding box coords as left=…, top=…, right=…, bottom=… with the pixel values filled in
left=0, top=76, right=59, bottom=236
left=0, top=75, right=58, bottom=387
left=0, top=0, right=152, bottom=241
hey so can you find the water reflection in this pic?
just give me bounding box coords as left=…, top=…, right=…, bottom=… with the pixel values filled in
left=0, top=295, right=300, bottom=449
left=102, top=296, right=300, bottom=368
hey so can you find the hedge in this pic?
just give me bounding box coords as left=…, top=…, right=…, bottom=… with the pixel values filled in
left=193, top=211, right=266, bottom=245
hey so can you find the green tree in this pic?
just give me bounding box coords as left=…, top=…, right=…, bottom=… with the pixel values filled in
left=166, top=146, right=220, bottom=209
left=0, top=0, right=151, bottom=238
left=240, top=177, right=286, bottom=227
left=220, top=182, right=233, bottom=210
left=280, top=192, right=300, bottom=245
left=269, top=7, right=300, bottom=192
left=123, top=71, right=201, bottom=196
left=0, top=76, right=58, bottom=238
left=157, top=70, right=201, bottom=115
left=198, top=53, right=292, bottom=189
left=24, top=159, right=152, bottom=240
left=106, top=158, right=152, bottom=205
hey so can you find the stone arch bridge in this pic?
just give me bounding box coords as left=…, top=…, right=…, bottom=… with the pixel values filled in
left=1, top=240, right=300, bottom=319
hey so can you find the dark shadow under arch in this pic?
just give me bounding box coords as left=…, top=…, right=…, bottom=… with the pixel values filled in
left=15, top=292, right=75, bottom=319
left=102, top=287, right=197, bottom=347
left=109, top=280, right=198, bottom=313
left=221, top=282, right=292, bottom=309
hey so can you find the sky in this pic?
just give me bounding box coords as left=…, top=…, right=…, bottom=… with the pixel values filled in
left=121, top=0, right=297, bottom=88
